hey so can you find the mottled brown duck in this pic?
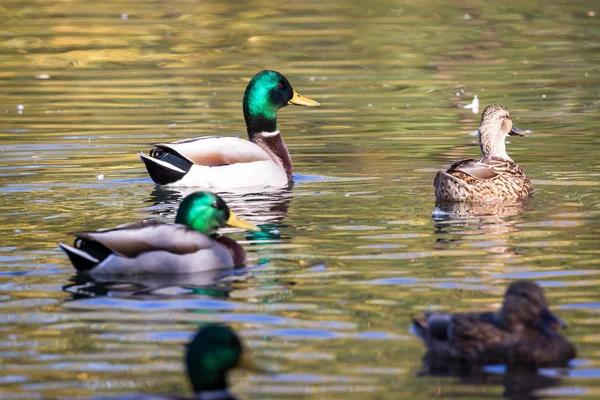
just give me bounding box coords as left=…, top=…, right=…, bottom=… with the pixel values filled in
left=413, top=281, right=575, bottom=368
left=434, top=105, right=534, bottom=202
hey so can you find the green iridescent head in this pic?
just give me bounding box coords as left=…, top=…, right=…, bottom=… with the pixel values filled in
left=242, top=70, right=320, bottom=136
left=186, top=324, right=266, bottom=392
left=175, top=192, right=258, bottom=235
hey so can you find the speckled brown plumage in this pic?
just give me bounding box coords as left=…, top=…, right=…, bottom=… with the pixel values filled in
left=434, top=105, right=534, bottom=202
left=413, top=281, right=575, bottom=368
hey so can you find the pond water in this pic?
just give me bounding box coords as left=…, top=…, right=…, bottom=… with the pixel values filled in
left=1, top=0, right=599, bottom=399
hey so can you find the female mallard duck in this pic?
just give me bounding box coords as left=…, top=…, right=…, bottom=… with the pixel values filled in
left=185, top=324, right=264, bottom=400
left=413, top=281, right=575, bottom=367
left=434, top=105, right=534, bottom=202
left=58, top=191, right=259, bottom=274
left=139, top=70, right=320, bottom=189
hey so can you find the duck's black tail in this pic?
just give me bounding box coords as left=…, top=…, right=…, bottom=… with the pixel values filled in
left=59, top=238, right=112, bottom=271
left=412, top=316, right=429, bottom=340
left=138, top=149, right=192, bottom=185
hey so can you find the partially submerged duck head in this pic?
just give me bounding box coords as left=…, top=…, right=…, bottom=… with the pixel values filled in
left=176, top=191, right=259, bottom=235
left=243, top=70, right=320, bottom=136
left=478, top=105, right=525, bottom=161
left=500, top=281, right=567, bottom=336
left=186, top=324, right=265, bottom=394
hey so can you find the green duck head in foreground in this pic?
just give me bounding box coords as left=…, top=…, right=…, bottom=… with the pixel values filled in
left=186, top=324, right=265, bottom=399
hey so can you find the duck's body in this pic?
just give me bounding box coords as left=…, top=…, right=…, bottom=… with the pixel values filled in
left=413, top=281, right=575, bottom=368
left=139, top=70, right=319, bottom=189
left=59, top=221, right=244, bottom=274
left=140, top=134, right=290, bottom=188
left=59, top=192, right=258, bottom=275
left=434, top=105, right=534, bottom=202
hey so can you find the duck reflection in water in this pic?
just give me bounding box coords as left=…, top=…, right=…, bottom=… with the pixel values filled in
left=417, top=363, right=566, bottom=400
left=63, top=269, right=242, bottom=300
left=432, top=199, right=531, bottom=255
left=149, top=186, right=293, bottom=228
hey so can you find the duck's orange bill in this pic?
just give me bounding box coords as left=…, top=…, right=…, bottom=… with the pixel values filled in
left=226, top=212, right=260, bottom=231
left=288, top=90, right=321, bottom=107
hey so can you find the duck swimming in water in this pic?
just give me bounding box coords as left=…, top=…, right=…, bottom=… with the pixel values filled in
left=413, top=281, right=575, bottom=368
left=185, top=324, right=264, bottom=400
left=139, top=70, right=320, bottom=189
left=59, top=191, right=259, bottom=274
left=434, top=105, right=534, bottom=202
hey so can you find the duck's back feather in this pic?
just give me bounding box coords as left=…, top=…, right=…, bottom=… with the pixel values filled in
left=450, top=158, right=504, bottom=179
left=153, top=136, right=273, bottom=166
left=61, top=223, right=238, bottom=274
left=71, top=222, right=218, bottom=257
left=434, top=157, right=533, bottom=202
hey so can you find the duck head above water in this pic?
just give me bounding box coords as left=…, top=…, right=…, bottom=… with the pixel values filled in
left=500, top=281, right=567, bottom=336
left=175, top=191, right=259, bottom=236
left=243, top=70, right=320, bottom=137
left=478, top=104, right=525, bottom=161
left=186, top=324, right=265, bottom=395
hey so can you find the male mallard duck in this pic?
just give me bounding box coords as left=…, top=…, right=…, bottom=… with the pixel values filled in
left=58, top=191, right=259, bottom=274
left=413, top=281, right=575, bottom=367
left=434, top=105, right=534, bottom=202
left=139, top=70, right=320, bottom=189
left=185, top=324, right=264, bottom=400
left=91, top=324, right=264, bottom=400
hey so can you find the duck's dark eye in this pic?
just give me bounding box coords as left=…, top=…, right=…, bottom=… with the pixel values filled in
left=211, top=201, right=219, bottom=209
left=277, top=82, right=284, bottom=89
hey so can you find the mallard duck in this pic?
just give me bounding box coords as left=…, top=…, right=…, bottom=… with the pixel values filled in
left=434, top=105, right=534, bottom=202
left=90, top=324, right=264, bottom=400
left=139, top=70, right=320, bottom=189
left=58, top=191, right=259, bottom=274
left=413, top=281, right=575, bottom=368
left=185, top=324, right=264, bottom=400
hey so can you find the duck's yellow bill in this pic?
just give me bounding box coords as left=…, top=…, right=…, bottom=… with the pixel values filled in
left=238, top=352, right=269, bottom=374
left=288, top=90, right=321, bottom=107
left=226, top=211, right=260, bottom=231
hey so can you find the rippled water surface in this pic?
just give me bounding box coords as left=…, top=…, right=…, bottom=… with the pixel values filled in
left=1, top=0, right=599, bottom=399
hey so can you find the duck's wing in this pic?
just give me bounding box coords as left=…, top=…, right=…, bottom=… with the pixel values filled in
left=152, top=136, right=273, bottom=166
left=448, top=312, right=513, bottom=362
left=451, top=312, right=508, bottom=342
left=414, top=312, right=502, bottom=341
left=447, top=157, right=512, bottom=180
left=414, top=312, right=510, bottom=361
left=71, top=222, right=217, bottom=257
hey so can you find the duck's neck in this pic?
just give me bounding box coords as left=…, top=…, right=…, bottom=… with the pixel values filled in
left=215, top=236, right=247, bottom=266
left=251, top=131, right=293, bottom=181
left=243, top=88, right=278, bottom=140
left=244, top=113, right=278, bottom=139
left=242, top=98, right=292, bottom=181
left=479, top=125, right=511, bottom=161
